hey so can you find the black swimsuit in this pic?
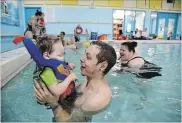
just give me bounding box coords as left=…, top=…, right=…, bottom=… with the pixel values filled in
left=121, top=57, right=162, bottom=79
left=121, top=56, right=144, bottom=67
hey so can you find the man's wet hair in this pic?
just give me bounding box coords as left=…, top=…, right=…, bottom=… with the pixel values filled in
left=91, top=41, right=117, bottom=75
left=61, top=31, right=65, bottom=36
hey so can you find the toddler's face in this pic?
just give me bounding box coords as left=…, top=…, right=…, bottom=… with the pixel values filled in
left=49, top=42, right=65, bottom=61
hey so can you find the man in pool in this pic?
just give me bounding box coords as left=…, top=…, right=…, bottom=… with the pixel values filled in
left=58, top=31, right=77, bottom=49
left=34, top=41, right=117, bottom=122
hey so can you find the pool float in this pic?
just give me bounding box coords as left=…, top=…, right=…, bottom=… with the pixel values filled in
left=82, top=41, right=90, bottom=47
left=13, top=36, right=75, bottom=99
left=97, top=34, right=108, bottom=40
left=75, top=25, right=83, bottom=34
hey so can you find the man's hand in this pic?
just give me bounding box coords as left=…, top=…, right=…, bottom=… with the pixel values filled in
left=33, top=80, right=59, bottom=107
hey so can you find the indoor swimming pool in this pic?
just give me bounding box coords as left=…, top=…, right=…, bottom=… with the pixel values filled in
left=1, top=42, right=181, bottom=122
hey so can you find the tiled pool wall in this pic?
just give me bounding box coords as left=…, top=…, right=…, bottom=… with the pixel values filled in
left=1, top=36, right=24, bottom=53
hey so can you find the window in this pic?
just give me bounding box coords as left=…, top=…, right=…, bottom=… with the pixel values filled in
left=135, top=11, right=145, bottom=31
left=150, top=12, right=157, bottom=34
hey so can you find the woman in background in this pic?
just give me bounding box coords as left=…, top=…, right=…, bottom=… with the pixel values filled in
left=115, top=41, right=162, bottom=79
left=24, top=10, right=44, bottom=38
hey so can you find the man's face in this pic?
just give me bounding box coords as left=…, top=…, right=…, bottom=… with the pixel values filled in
left=80, top=45, right=101, bottom=77
left=60, top=33, right=64, bottom=39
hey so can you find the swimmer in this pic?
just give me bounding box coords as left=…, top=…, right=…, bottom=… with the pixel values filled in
left=58, top=31, right=77, bottom=50
left=24, top=10, right=44, bottom=37
left=116, top=41, right=162, bottom=79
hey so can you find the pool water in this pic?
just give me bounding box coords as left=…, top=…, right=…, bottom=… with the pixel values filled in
left=1, top=43, right=181, bottom=122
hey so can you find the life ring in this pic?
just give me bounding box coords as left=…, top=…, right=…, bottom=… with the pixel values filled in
left=75, top=25, right=83, bottom=34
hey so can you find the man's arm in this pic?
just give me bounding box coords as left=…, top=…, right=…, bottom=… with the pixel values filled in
left=34, top=80, right=72, bottom=121
left=34, top=80, right=91, bottom=122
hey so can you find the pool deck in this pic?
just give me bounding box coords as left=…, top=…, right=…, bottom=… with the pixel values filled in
left=90, top=40, right=182, bottom=44
left=1, top=47, right=32, bottom=88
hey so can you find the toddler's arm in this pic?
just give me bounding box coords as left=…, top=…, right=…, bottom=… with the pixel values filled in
left=48, top=73, right=77, bottom=96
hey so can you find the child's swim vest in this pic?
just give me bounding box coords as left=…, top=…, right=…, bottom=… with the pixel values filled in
left=13, top=36, right=75, bottom=99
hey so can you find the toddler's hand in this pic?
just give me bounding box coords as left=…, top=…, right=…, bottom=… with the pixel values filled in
left=69, top=63, right=76, bottom=70
left=68, top=72, right=77, bottom=82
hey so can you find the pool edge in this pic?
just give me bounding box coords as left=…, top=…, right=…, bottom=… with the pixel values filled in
left=1, top=47, right=32, bottom=88
left=1, top=59, right=32, bottom=88
left=89, top=40, right=182, bottom=44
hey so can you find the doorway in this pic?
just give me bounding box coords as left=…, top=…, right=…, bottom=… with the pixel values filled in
left=113, top=10, right=124, bottom=40
left=156, top=12, right=178, bottom=40
left=24, top=7, right=41, bottom=28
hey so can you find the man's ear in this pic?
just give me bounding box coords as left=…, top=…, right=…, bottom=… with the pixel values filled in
left=100, top=61, right=108, bottom=73
left=43, top=52, right=50, bottom=59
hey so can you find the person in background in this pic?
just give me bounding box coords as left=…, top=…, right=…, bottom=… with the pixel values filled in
left=115, top=41, right=162, bottom=79
left=73, top=29, right=80, bottom=43
left=38, top=13, right=45, bottom=27
left=133, top=28, right=138, bottom=37
left=37, top=13, right=45, bottom=36
left=125, top=35, right=129, bottom=40
left=167, top=32, right=172, bottom=40
left=142, top=28, right=149, bottom=40
left=133, top=28, right=141, bottom=40
left=24, top=10, right=44, bottom=37
left=58, top=31, right=77, bottom=50
left=41, top=27, right=47, bottom=36
left=131, top=31, right=134, bottom=39
left=60, top=32, right=65, bottom=40
left=119, top=41, right=144, bottom=69
left=57, top=31, right=66, bottom=45
left=115, top=29, right=123, bottom=40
